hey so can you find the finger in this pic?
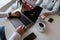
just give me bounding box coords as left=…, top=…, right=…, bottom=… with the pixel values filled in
left=17, top=25, right=23, bottom=29
left=21, top=25, right=27, bottom=30
left=22, top=25, right=25, bottom=29
left=25, top=27, right=27, bottom=29
left=23, top=27, right=27, bottom=31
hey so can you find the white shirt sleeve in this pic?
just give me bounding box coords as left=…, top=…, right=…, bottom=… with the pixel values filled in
left=6, top=0, right=21, bottom=13
left=47, top=0, right=60, bottom=14
left=35, top=0, right=43, bottom=6
left=0, top=12, right=9, bottom=18
left=8, top=32, right=21, bottom=40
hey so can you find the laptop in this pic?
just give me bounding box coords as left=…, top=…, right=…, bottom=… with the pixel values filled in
left=8, top=15, right=34, bottom=28
left=8, top=6, right=43, bottom=28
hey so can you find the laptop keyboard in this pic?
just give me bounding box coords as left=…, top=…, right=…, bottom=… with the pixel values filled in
left=19, top=15, right=32, bottom=26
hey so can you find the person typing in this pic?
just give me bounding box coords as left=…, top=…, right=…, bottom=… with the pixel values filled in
left=8, top=25, right=27, bottom=40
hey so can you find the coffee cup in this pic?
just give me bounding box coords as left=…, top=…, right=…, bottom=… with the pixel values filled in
left=36, top=22, right=45, bottom=33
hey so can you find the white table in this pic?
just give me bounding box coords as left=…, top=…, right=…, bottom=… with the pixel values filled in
left=3, top=14, right=60, bottom=40
left=0, top=8, right=60, bottom=40
left=20, top=14, right=60, bottom=40
left=0, top=18, right=15, bottom=39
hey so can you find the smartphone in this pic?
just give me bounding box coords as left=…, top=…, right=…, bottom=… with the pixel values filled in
left=23, top=33, right=37, bottom=40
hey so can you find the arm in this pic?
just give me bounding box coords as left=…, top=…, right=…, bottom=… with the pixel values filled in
left=47, top=0, right=60, bottom=14
left=6, top=1, right=18, bottom=12
left=0, top=12, right=9, bottom=18
left=8, top=32, right=21, bottom=40
left=35, top=0, right=43, bottom=6
left=8, top=25, right=27, bottom=40
left=40, top=1, right=60, bottom=20
left=0, top=11, right=21, bottom=18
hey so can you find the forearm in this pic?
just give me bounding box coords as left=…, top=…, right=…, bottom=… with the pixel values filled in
left=35, top=0, right=43, bottom=6
left=47, top=1, right=60, bottom=14
left=47, top=9, right=58, bottom=14
left=8, top=25, right=27, bottom=40
left=0, top=12, right=9, bottom=18
left=8, top=32, right=21, bottom=40
left=47, top=7, right=59, bottom=14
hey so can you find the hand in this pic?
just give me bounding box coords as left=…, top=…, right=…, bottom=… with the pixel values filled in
left=40, top=12, right=49, bottom=20
left=16, top=25, right=27, bottom=36
left=9, top=11, right=20, bottom=17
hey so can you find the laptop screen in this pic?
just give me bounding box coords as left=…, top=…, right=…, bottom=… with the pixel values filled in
left=23, top=6, right=43, bottom=23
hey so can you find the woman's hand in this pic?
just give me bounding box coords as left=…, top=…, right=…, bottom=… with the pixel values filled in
left=16, top=25, right=27, bottom=36
left=9, top=11, right=20, bottom=17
